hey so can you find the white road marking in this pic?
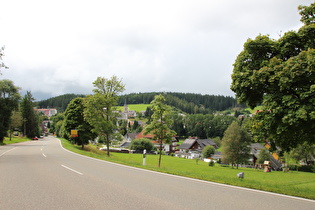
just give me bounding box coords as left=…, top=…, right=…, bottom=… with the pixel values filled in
left=61, top=165, right=83, bottom=175
left=57, top=138, right=315, bottom=203
left=42, top=153, right=47, bottom=157
left=0, top=147, right=17, bottom=157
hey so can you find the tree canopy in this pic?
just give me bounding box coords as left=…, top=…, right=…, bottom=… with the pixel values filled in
left=21, top=91, right=40, bottom=138
left=0, top=80, right=20, bottom=143
left=221, top=121, right=251, bottom=169
left=63, top=97, right=95, bottom=149
left=84, top=75, right=125, bottom=156
left=231, top=3, right=315, bottom=150
left=144, top=94, right=176, bottom=167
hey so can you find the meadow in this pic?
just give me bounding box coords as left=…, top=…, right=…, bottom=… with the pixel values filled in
left=116, top=104, right=150, bottom=112
left=1, top=136, right=30, bottom=145
left=61, top=139, right=315, bottom=200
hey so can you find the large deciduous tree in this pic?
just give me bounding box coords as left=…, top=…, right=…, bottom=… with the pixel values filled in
left=144, top=94, right=176, bottom=167
left=221, top=121, right=251, bottom=169
left=63, top=97, right=95, bottom=149
left=231, top=3, right=315, bottom=151
left=84, top=75, right=125, bottom=157
left=0, top=80, right=20, bottom=143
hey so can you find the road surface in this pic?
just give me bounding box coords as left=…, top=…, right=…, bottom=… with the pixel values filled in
left=0, top=136, right=314, bottom=209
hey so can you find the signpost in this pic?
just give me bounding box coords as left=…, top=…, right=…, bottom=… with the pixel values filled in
left=70, top=129, right=78, bottom=138
left=143, top=149, right=146, bottom=166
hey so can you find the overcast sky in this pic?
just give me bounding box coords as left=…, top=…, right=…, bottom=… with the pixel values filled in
left=1, top=0, right=313, bottom=100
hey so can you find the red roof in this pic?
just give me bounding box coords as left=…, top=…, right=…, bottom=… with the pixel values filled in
left=136, top=131, right=154, bottom=139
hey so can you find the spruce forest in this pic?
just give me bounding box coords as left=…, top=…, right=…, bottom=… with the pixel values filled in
left=37, top=92, right=238, bottom=114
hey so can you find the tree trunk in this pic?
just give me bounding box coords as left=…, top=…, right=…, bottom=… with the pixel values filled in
left=158, top=140, right=162, bottom=167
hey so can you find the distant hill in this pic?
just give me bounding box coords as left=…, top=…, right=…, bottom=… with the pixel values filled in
left=37, top=92, right=238, bottom=114
left=36, top=94, right=86, bottom=113
left=119, top=92, right=237, bottom=114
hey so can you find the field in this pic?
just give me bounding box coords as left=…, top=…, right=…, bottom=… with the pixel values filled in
left=61, top=139, right=315, bottom=200
left=116, top=104, right=150, bottom=112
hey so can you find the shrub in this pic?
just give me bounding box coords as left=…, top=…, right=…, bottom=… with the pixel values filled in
left=202, top=145, right=215, bottom=158
left=209, top=160, right=215, bottom=167
left=130, top=138, right=154, bottom=152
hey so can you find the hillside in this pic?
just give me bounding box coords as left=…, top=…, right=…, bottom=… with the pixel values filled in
left=36, top=94, right=86, bottom=113
left=37, top=92, right=238, bottom=114
left=118, top=92, right=237, bottom=114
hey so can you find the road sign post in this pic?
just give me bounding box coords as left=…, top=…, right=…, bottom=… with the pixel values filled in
left=143, top=149, right=146, bottom=166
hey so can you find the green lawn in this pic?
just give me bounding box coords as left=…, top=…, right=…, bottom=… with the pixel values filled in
left=116, top=104, right=150, bottom=112
left=61, top=139, right=315, bottom=200
left=1, top=136, right=30, bottom=145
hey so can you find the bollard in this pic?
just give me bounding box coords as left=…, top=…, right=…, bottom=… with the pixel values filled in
left=143, top=149, right=146, bottom=166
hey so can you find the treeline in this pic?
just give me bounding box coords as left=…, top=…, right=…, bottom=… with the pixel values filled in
left=37, top=92, right=237, bottom=114
left=36, top=94, right=86, bottom=112
left=118, top=92, right=237, bottom=114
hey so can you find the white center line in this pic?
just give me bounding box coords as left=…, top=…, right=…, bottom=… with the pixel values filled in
left=61, top=165, right=83, bottom=175
left=42, top=153, right=47, bottom=157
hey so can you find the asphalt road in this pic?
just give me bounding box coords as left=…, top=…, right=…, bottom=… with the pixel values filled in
left=0, top=136, right=314, bottom=210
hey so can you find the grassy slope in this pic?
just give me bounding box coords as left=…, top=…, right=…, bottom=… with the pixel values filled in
left=116, top=104, right=150, bottom=112
left=61, top=139, right=315, bottom=200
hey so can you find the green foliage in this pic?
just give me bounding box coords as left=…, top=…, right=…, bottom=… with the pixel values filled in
left=84, top=75, right=125, bottom=156
left=0, top=80, right=20, bottom=143
left=231, top=3, right=315, bottom=150
left=290, top=142, right=315, bottom=165
left=50, top=113, right=64, bottom=136
left=37, top=94, right=86, bottom=113
left=118, top=92, right=237, bottom=114
left=144, top=94, right=177, bottom=167
left=257, top=148, right=271, bottom=164
left=208, top=160, right=215, bottom=167
left=63, top=97, right=96, bottom=148
left=130, top=138, right=155, bottom=152
left=21, top=91, right=40, bottom=138
left=298, top=2, right=315, bottom=25
left=222, top=121, right=251, bottom=168
left=202, top=145, right=215, bottom=158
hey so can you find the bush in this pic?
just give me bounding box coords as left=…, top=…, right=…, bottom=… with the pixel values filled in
left=209, top=160, right=215, bottom=167
left=130, top=138, right=154, bottom=152
left=202, top=145, right=215, bottom=158
left=299, top=165, right=314, bottom=173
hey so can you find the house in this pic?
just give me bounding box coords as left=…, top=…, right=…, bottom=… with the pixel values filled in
left=250, top=143, right=282, bottom=170
left=35, top=108, right=57, bottom=117
left=135, top=131, right=179, bottom=154
left=179, top=138, right=217, bottom=152
left=124, top=133, right=139, bottom=142
left=176, top=138, right=217, bottom=159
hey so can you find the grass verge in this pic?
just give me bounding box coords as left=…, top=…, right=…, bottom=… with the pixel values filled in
left=1, top=136, right=30, bottom=145
left=60, top=138, right=315, bottom=200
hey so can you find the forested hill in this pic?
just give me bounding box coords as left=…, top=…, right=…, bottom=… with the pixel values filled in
left=36, top=94, right=86, bottom=112
left=37, top=92, right=237, bottom=114
left=118, top=92, right=237, bottom=114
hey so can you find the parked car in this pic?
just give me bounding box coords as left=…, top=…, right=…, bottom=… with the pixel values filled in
left=32, top=137, right=38, bottom=140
